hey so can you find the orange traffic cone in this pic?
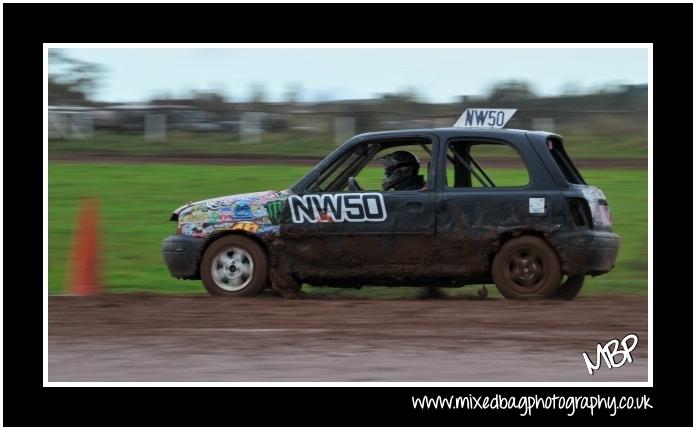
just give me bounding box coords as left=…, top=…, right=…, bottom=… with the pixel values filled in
left=67, top=196, right=102, bottom=295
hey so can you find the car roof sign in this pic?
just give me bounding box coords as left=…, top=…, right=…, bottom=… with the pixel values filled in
left=453, top=108, right=517, bottom=128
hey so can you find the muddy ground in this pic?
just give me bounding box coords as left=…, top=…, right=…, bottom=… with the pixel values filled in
left=48, top=294, right=648, bottom=382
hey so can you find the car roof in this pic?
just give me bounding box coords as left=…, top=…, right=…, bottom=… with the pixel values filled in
left=349, top=127, right=556, bottom=142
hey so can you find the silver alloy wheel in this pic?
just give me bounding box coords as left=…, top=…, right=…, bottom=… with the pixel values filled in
left=210, top=246, right=254, bottom=292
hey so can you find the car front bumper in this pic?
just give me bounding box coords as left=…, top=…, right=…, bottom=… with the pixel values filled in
left=162, top=235, right=206, bottom=279
left=552, top=229, right=620, bottom=276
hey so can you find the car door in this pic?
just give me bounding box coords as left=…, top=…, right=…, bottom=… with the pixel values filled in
left=280, top=135, right=439, bottom=281
left=434, top=134, right=538, bottom=279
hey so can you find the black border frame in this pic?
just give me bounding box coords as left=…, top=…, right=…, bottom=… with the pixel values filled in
left=5, top=2, right=692, bottom=426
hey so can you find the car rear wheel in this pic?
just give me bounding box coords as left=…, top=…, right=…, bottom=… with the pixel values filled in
left=200, top=235, right=268, bottom=297
left=492, top=236, right=562, bottom=299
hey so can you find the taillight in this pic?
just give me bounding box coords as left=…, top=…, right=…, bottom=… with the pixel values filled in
left=580, top=187, right=613, bottom=229
left=592, top=202, right=613, bottom=228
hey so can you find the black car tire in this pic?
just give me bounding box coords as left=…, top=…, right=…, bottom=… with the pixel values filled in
left=200, top=235, right=268, bottom=297
left=552, top=275, right=585, bottom=300
left=492, top=236, right=562, bottom=299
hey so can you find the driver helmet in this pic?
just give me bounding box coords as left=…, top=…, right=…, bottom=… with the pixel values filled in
left=379, top=150, right=421, bottom=191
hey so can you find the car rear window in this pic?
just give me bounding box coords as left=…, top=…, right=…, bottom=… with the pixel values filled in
left=546, top=137, right=586, bottom=185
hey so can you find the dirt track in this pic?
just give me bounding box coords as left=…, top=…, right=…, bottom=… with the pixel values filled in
left=48, top=294, right=648, bottom=382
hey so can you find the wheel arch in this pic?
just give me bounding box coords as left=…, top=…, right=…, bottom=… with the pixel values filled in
left=490, top=228, right=567, bottom=273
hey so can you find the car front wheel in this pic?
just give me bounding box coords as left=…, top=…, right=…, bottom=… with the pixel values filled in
left=200, top=235, right=268, bottom=296
left=492, top=236, right=562, bottom=299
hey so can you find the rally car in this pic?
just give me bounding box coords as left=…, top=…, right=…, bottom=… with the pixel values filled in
left=162, top=109, right=619, bottom=299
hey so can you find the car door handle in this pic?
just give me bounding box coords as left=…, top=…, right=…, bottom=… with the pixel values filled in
left=405, top=201, right=423, bottom=213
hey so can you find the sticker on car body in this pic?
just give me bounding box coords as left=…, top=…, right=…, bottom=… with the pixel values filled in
left=529, top=197, right=546, bottom=214
left=289, top=193, right=387, bottom=223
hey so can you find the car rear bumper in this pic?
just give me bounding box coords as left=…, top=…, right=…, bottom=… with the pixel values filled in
left=162, top=235, right=206, bottom=279
left=552, top=230, right=620, bottom=276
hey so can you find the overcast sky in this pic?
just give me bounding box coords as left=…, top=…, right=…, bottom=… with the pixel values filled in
left=57, top=47, right=649, bottom=103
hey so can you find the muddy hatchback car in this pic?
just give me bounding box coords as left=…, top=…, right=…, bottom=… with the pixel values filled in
left=163, top=111, right=619, bottom=299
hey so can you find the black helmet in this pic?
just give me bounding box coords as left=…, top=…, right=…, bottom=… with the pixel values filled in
left=380, top=150, right=420, bottom=191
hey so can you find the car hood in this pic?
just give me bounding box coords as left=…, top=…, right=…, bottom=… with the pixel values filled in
left=173, top=189, right=291, bottom=238
left=171, top=190, right=281, bottom=220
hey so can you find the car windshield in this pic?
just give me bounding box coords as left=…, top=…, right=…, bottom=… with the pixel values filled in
left=288, top=143, right=348, bottom=193
left=306, top=143, right=377, bottom=192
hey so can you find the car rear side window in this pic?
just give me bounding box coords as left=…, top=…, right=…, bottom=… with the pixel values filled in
left=445, top=140, right=530, bottom=188
left=546, top=137, right=586, bottom=185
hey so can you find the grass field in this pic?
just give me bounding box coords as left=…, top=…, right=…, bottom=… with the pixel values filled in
left=49, top=130, right=647, bottom=160
left=48, top=163, right=648, bottom=297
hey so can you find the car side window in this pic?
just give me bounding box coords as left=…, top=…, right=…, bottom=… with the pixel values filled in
left=308, top=138, right=435, bottom=193
left=445, top=140, right=530, bottom=188
left=353, top=142, right=433, bottom=192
